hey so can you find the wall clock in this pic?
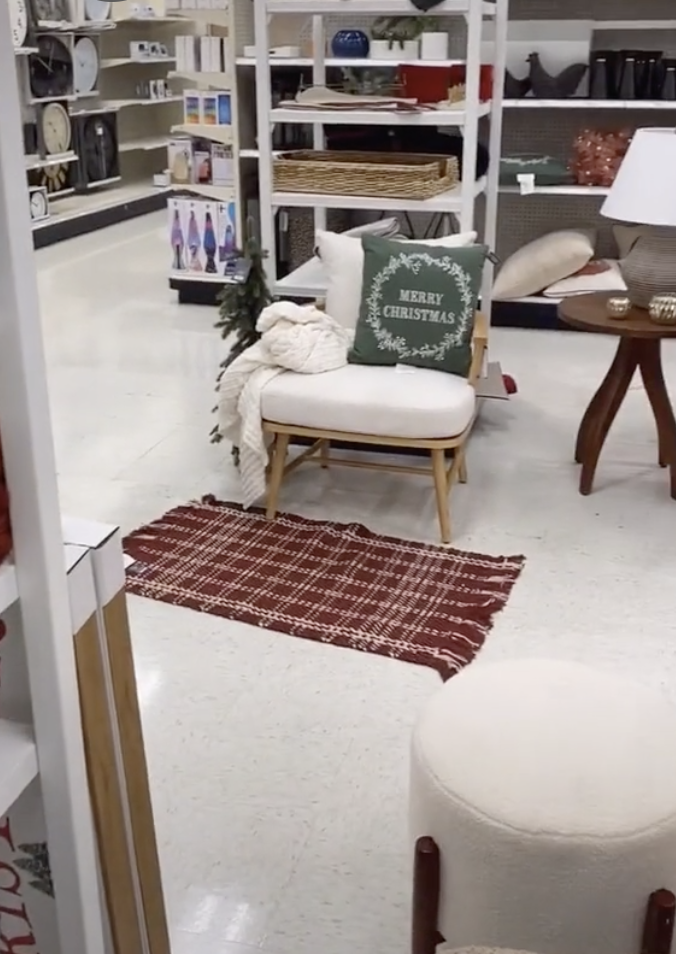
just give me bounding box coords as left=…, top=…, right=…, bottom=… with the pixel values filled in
left=29, top=36, right=73, bottom=100
left=30, top=0, right=69, bottom=22
left=38, top=101, right=72, bottom=156
left=28, top=187, right=49, bottom=223
left=74, top=36, right=99, bottom=95
left=84, top=0, right=111, bottom=19
left=10, top=0, right=28, bottom=47
left=73, top=111, right=119, bottom=188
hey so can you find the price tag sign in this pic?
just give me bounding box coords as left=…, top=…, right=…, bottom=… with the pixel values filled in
left=517, top=173, right=536, bottom=195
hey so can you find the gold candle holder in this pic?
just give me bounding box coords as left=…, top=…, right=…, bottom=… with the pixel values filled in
left=606, top=296, right=631, bottom=319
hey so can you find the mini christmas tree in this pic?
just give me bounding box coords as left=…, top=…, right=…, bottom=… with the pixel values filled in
left=16, top=842, right=54, bottom=897
left=210, top=230, right=272, bottom=450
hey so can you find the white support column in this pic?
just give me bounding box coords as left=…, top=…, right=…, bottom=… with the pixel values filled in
left=312, top=14, right=327, bottom=234
left=253, top=0, right=277, bottom=286
left=481, top=0, right=509, bottom=325
left=459, top=0, right=483, bottom=233
left=0, top=11, right=106, bottom=954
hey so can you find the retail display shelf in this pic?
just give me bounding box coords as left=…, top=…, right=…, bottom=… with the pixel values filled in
left=235, top=55, right=465, bottom=68
left=264, top=0, right=496, bottom=14
left=32, top=180, right=169, bottom=249
left=30, top=93, right=78, bottom=105
left=168, top=70, right=234, bottom=86
left=0, top=720, right=39, bottom=817
left=272, top=176, right=486, bottom=212
left=14, top=46, right=39, bottom=55
left=169, top=271, right=228, bottom=283
left=592, top=19, right=676, bottom=30
left=101, top=56, right=176, bottom=68
left=114, top=14, right=184, bottom=23
left=500, top=184, right=611, bottom=196
left=168, top=9, right=230, bottom=24
left=119, top=135, right=169, bottom=152
left=172, top=183, right=236, bottom=200
left=25, top=151, right=78, bottom=171
left=275, top=256, right=327, bottom=298
left=103, top=95, right=182, bottom=108
left=171, top=122, right=233, bottom=143
left=504, top=98, right=676, bottom=109
left=0, top=560, right=19, bottom=613
left=270, top=103, right=491, bottom=125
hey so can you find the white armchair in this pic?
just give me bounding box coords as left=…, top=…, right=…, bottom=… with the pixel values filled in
left=260, top=311, right=488, bottom=544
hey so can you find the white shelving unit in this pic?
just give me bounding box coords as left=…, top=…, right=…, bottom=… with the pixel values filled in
left=252, top=0, right=509, bottom=316
left=1, top=9, right=108, bottom=954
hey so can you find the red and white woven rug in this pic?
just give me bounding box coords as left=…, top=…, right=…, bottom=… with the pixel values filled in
left=123, top=497, right=525, bottom=680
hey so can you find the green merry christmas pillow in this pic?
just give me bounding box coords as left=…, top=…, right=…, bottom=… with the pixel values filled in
left=349, top=236, right=486, bottom=377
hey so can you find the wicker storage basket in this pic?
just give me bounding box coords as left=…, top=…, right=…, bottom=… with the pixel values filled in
left=273, top=150, right=459, bottom=200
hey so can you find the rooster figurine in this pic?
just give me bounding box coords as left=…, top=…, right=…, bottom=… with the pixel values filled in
left=527, top=52, right=588, bottom=99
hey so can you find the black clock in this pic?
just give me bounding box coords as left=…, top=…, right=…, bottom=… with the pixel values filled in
left=72, top=111, right=119, bottom=189
left=29, top=35, right=73, bottom=100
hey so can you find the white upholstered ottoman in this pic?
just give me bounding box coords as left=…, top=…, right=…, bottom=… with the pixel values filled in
left=409, top=660, right=676, bottom=954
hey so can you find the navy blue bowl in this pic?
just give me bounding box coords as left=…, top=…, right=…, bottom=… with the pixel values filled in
left=331, top=29, right=370, bottom=58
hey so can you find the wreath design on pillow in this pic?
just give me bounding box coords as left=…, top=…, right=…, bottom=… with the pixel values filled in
left=364, top=250, right=475, bottom=362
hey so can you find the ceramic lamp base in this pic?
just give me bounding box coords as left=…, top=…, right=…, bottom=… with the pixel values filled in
left=621, top=225, right=676, bottom=309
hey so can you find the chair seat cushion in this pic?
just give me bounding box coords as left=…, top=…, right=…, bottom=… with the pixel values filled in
left=260, top=364, right=476, bottom=440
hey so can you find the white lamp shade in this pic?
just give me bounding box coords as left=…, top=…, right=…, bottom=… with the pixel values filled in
left=600, top=127, right=676, bottom=227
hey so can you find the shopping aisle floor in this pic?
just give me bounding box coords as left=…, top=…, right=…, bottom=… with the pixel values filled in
left=38, top=212, right=676, bottom=954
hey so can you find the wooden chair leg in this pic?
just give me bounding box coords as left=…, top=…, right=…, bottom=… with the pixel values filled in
left=431, top=449, right=451, bottom=544
left=266, top=432, right=289, bottom=519
left=642, top=889, right=676, bottom=954
left=412, top=836, right=441, bottom=954
left=458, top=449, right=468, bottom=484
left=319, top=439, right=330, bottom=469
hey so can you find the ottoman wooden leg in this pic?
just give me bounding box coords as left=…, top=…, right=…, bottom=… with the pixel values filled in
left=412, top=836, right=442, bottom=954
left=642, top=889, right=676, bottom=954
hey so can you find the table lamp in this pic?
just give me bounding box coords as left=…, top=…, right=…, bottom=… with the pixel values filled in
left=600, top=127, right=676, bottom=309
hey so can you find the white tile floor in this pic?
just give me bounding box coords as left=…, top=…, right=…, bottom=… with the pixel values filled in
left=38, top=212, right=676, bottom=954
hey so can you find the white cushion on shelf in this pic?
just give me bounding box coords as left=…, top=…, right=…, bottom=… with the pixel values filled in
left=492, top=229, right=596, bottom=301
left=261, top=364, right=476, bottom=439
left=316, top=229, right=478, bottom=330
left=543, top=259, right=626, bottom=298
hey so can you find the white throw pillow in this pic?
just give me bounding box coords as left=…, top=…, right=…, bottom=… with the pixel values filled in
left=543, top=259, right=626, bottom=298
left=492, top=229, right=596, bottom=301
left=316, top=228, right=478, bottom=329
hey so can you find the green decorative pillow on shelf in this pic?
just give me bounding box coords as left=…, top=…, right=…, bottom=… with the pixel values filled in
left=349, top=236, right=486, bottom=377
left=499, top=154, right=573, bottom=186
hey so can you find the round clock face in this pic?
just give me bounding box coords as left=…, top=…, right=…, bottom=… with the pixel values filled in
left=83, top=115, right=117, bottom=182
left=29, top=36, right=73, bottom=100
left=84, top=0, right=111, bottom=19
left=30, top=190, right=48, bottom=220
left=74, top=36, right=99, bottom=94
left=41, top=102, right=71, bottom=154
left=10, top=0, right=28, bottom=47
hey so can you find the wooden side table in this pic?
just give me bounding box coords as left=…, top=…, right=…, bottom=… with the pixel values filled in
left=557, top=292, right=676, bottom=498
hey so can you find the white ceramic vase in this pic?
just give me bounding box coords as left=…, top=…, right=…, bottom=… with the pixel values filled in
left=370, top=38, right=419, bottom=60
left=420, top=31, right=448, bottom=60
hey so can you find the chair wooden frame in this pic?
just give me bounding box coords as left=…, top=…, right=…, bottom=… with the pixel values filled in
left=262, top=312, right=488, bottom=544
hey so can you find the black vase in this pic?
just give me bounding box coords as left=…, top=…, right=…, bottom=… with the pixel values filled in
left=605, top=51, right=623, bottom=99
left=618, top=53, right=638, bottom=100
left=589, top=51, right=611, bottom=99
left=635, top=51, right=662, bottom=99
left=663, top=59, right=676, bottom=99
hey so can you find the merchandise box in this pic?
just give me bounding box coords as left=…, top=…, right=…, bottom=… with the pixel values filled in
left=183, top=89, right=201, bottom=125
left=167, top=137, right=192, bottom=185
left=201, top=91, right=231, bottom=126
left=191, top=137, right=212, bottom=185
left=61, top=517, right=171, bottom=954
left=201, top=200, right=219, bottom=274
left=211, top=143, right=234, bottom=186
left=199, top=35, right=211, bottom=72
left=217, top=200, right=237, bottom=263
left=168, top=196, right=190, bottom=273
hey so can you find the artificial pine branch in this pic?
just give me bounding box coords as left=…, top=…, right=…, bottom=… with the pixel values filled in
left=210, top=233, right=272, bottom=452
